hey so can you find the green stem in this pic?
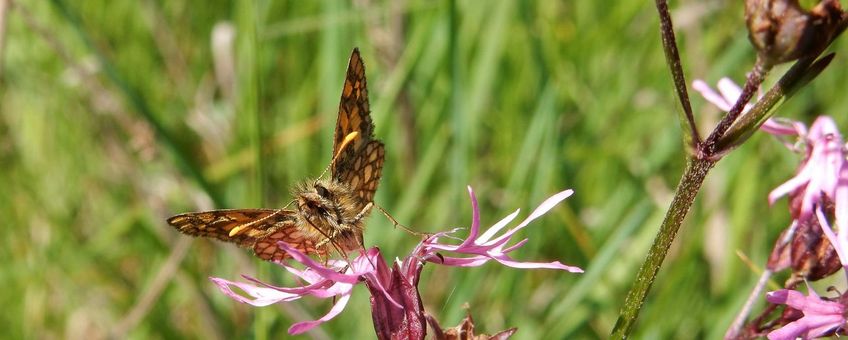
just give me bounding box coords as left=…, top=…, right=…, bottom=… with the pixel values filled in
left=610, top=156, right=715, bottom=338
left=654, top=0, right=699, bottom=147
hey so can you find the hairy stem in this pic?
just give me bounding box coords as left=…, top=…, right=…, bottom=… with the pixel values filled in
left=611, top=157, right=715, bottom=338
left=655, top=0, right=700, bottom=146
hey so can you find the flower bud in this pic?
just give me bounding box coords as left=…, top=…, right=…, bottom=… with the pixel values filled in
left=745, top=0, right=846, bottom=66
left=766, top=189, right=841, bottom=282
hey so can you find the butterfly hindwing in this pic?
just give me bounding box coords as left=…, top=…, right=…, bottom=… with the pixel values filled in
left=253, top=226, right=328, bottom=262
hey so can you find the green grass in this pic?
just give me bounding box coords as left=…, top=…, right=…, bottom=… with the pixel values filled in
left=3, top=1, right=848, bottom=338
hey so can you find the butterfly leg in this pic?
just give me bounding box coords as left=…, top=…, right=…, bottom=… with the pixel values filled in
left=353, top=202, right=374, bottom=222
left=315, top=235, right=335, bottom=250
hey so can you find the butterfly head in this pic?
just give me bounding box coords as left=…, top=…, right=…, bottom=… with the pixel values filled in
left=293, top=180, right=344, bottom=222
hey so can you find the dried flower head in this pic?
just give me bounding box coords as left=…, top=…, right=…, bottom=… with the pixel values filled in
left=745, top=0, right=846, bottom=66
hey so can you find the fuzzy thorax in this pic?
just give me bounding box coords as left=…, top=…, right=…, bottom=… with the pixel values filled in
left=291, top=179, right=368, bottom=252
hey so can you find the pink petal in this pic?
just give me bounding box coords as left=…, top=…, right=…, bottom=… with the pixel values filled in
left=767, top=289, right=844, bottom=315
left=279, top=264, right=326, bottom=284
left=768, top=171, right=811, bottom=205
left=362, top=272, right=404, bottom=309
left=836, top=165, right=848, bottom=257
left=241, top=274, right=338, bottom=298
left=809, top=116, right=840, bottom=140
left=768, top=314, right=845, bottom=340
left=492, top=256, right=584, bottom=272
left=499, top=238, right=530, bottom=253
left=815, top=209, right=848, bottom=267
left=522, top=189, right=574, bottom=225
left=692, top=79, right=732, bottom=111
left=765, top=289, right=795, bottom=304
left=484, top=189, right=574, bottom=247
left=288, top=292, right=352, bottom=335
left=805, top=314, right=848, bottom=337
left=716, top=77, right=743, bottom=107
left=457, top=186, right=482, bottom=249
left=359, top=249, right=404, bottom=309
left=768, top=321, right=811, bottom=340
left=210, top=277, right=300, bottom=306
left=760, top=119, right=800, bottom=136
left=276, top=242, right=365, bottom=284
left=476, top=209, right=520, bottom=244
left=432, top=255, right=491, bottom=267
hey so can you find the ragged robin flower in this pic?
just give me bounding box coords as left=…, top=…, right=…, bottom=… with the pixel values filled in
left=696, top=77, right=848, bottom=340
left=695, top=77, right=846, bottom=279
left=211, top=186, right=582, bottom=338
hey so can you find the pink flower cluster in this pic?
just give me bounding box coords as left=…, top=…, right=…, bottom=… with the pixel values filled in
left=211, top=186, right=582, bottom=336
left=697, top=78, right=848, bottom=339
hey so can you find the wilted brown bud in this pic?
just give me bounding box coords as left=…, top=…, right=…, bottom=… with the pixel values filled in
left=766, top=188, right=841, bottom=283
left=787, top=216, right=841, bottom=281
left=426, top=305, right=518, bottom=340
left=745, top=0, right=846, bottom=66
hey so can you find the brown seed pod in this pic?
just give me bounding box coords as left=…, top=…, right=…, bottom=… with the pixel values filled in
left=745, top=0, right=846, bottom=66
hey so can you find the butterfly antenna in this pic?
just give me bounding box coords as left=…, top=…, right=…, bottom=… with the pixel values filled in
left=375, top=204, right=431, bottom=237
left=318, top=131, right=360, bottom=179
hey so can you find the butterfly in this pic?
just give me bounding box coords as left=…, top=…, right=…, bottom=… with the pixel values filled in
left=167, top=48, right=385, bottom=262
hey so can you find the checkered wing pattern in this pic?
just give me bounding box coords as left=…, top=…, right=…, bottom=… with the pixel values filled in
left=331, top=48, right=384, bottom=207
left=167, top=209, right=327, bottom=261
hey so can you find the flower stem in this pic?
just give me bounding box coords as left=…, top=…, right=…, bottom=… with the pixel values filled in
left=610, top=157, right=715, bottom=338
left=654, top=0, right=699, bottom=147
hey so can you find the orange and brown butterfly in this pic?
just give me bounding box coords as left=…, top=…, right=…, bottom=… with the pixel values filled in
left=167, top=48, right=385, bottom=263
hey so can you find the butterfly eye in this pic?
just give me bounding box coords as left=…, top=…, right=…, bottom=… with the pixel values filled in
left=315, top=184, right=330, bottom=198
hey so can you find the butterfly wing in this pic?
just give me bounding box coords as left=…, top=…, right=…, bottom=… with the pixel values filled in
left=335, top=140, right=385, bottom=204
left=166, top=209, right=327, bottom=261
left=331, top=48, right=385, bottom=206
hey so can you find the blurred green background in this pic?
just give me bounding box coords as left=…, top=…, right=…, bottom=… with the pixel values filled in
left=4, top=0, right=848, bottom=339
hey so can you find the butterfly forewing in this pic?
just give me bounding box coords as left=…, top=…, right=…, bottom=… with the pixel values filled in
left=331, top=48, right=384, bottom=207
left=166, top=209, right=327, bottom=260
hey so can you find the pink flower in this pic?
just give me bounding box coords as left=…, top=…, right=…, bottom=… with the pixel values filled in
left=210, top=186, right=582, bottom=337
left=696, top=79, right=848, bottom=223
left=697, top=77, right=848, bottom=276
left=211, top=247, right=379, bottom=334
left=768, top=116, right=847, bottom=222
left=766, top=288, right=847, bottom=340
left=423, top=187, right=582, bottom=271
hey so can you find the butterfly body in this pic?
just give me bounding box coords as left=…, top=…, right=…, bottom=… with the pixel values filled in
left=167, top=48, right=384, bottom=262
left=290, top=179, right=370, bottom=252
